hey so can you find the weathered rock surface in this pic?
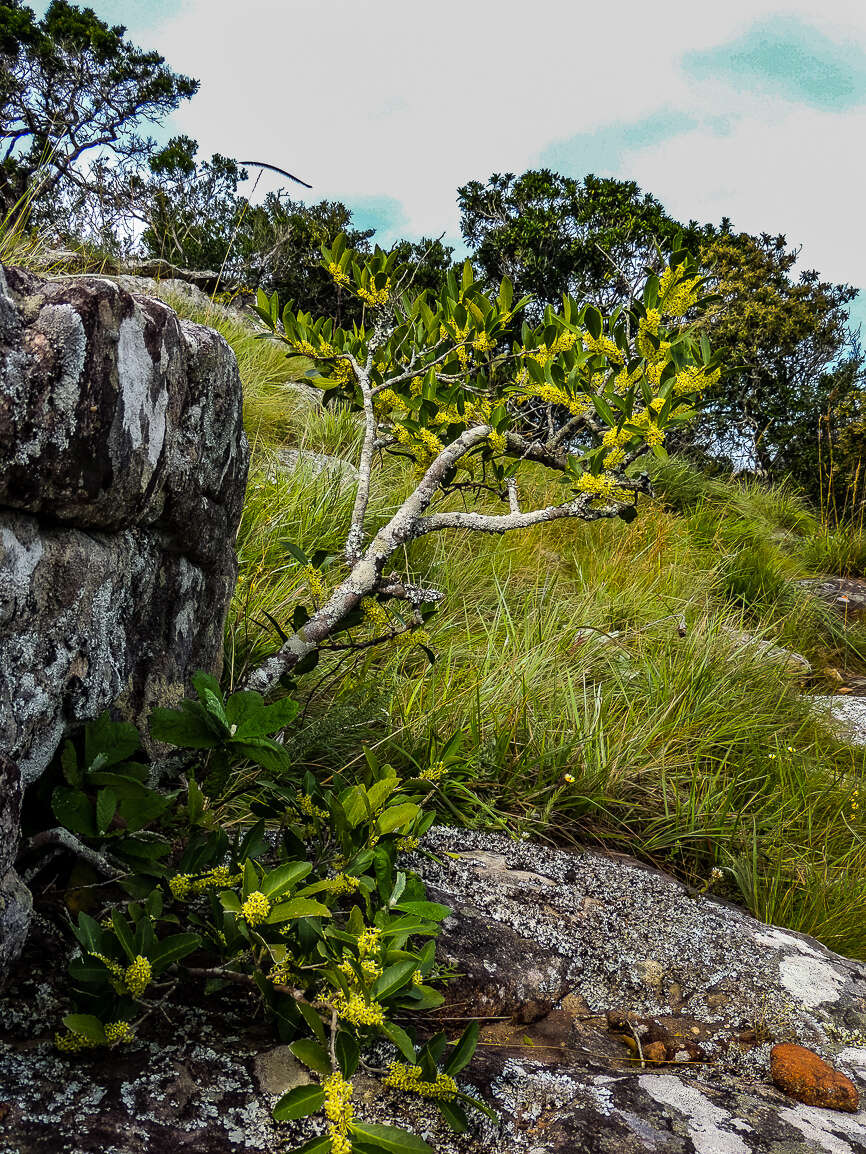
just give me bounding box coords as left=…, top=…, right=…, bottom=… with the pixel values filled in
left=722, top=627, right=811, bottom=676
left=271, top=448, right=358, bottom=486
left=0, top=263, right=248, bottom=973
left=4, top=828, right=866, bottom=1151
left=0, top=757, right=29, bottom=982
left=799, top=577, right=866, bottom=619
left=811, top=695, right=866, bottom=746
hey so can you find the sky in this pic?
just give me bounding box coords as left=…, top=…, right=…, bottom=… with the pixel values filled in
left=34, top=0, right=866, bottom=336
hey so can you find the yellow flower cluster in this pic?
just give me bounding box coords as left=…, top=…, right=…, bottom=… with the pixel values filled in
left=416, top=427, right=444, bottom=458
left=360, top=956, right=383, bottom=981
left=394, top=627, right=429, bottom=650
left=323, top=1071, right=354, bottom=1154
left=487, top=429, right=507, bottom=454
left=420, top=761, right=445, bottom=783
left=358, top=927, right=381, bottom=956
left=631, top=409, right=665, bottom=447
left=577, top=473, right=618, bottom=500
left=613, top=365, right=643, bottom=394
left=583, top=331, right=623, bottom=363
left=55, top=1029, right=99, bottom=1053
left=241, top=890, right=271, bottom=927
left=105, top=1020, right=134, bottom=1045
left=327, top=261, right=350, bottom=287
left=472, top=331, right=495, bottom=353
left=294, top=340, right=319, bottom=359
left=55, top=1019, right=134, bottom=1053
left=269, top=958, right=294, bottom=986
left=524, top=331, right=579, bottom=369
left=124, top=955, right=152, bottom=998
left=603, top=448, right=626, bottom=471
left=396, top=835, right=420, bottom=853
left=333, top=991, right=385, bottom=1027
left=657, top=265, right=701, bottom=317
left=602, top=428, right=630, bottom=449
left=302, top=564, right=326, bottom=601
left=361, top=597, right=390, bottom=630
left=325, top=873, right=361, bottom=895
left=374, top=387, right=402, bottom=414
left=169, top=866, right=244, bottom=900
left=393, top=423, right=443, bottom=463
left=637, top=309, right=661, bottom=360
left=673, top=364, right=720, bottom=396
left=297, top=793, right=329, bottom=819
left=412, top=968, right=424, bottom=986
left=90, top=951, right=125, bottom=992
left=384, top=1062, right=458, bottom=1100
left=851, top=789, right=860, bottom=821
left=358, top=278, right=391, bottom=308
left=333, top=359, right=355, bottom=387
left=410, top=375, right=424, bottom=396
left=518, top=382, right=587, bottom=417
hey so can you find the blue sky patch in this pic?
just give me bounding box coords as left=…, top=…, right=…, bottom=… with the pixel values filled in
left=537, top=109, right=699, bottom=178
left=344, top=195, right=409, bottom=246
left=684, top=16, right=866, bottom=110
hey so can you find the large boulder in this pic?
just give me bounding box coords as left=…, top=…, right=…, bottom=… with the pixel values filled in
left=2, top=829, right=866, bottom=1152
left=0, top=264, right=248, bottom=975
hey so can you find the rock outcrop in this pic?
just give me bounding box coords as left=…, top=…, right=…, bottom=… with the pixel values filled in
left=3, top=828, right=866, bottom=1152
left=0, top=264, right=248, bottom=974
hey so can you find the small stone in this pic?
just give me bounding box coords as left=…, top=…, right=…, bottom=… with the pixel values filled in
left=643, top=1041, right=667, bottom=1064
left=253, top=1047, right=311, bottom=1095
left=770, top=1043, right=859, bottom=1112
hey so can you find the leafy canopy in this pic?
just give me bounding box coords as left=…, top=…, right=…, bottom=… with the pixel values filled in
left=257, top=234, right=720, bottom=500
left=0, top=0, right=197, bottom=222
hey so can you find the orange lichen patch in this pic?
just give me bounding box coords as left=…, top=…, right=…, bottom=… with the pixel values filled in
left=770, top=1043, right=860, bottom=1113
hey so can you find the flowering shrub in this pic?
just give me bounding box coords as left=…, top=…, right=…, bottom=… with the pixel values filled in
left=44, top=690, right=483, bottom=1152
left=243, top=235, right=718, bottom=697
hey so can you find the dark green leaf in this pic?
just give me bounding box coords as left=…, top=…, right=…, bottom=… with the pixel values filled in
left=444, top=1021, right=479, bottom=1076
left=349, top=1122, right=435, bottom=1153
left=148, top=933, right=201, bottom=974
left=84, top=713, right=141, bottom=771
left=266, top=897, right=331, bottom=923
left=336, top=1030, right=360, bottom=1077
left=394, top=901, right=451, bottom=922
left=261, top=861, right=312, bottom=899
left=111, top=910, right=136, bottom=961
left=271, top=1083, right=325, bottom=1122
left=62, top=1014, right=106, bottom=1043
left=438, top=1099, right=468, bottom=1133
left=381, top=1021, right=416, bottom=1063
left=51, top=787, right=96, bottom=837
left=289, top=1038, right=332, bottom=1075
left=95, top=788, right=117, bottom=835
left=373, top=959, right=417, bottom=1001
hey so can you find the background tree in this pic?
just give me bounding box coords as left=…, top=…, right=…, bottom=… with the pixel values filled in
left=689, top=227, right=863, bottom=490
left=458, top=169, right=701, bottom=318
left=0, top=0, right=197, bottom=227
left=238, top=193, right=374, bottom=323
left=135, top=135, right=248, bottom=272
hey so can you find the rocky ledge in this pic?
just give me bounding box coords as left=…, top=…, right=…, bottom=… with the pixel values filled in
left=3, top=827, right=866, bottom=1152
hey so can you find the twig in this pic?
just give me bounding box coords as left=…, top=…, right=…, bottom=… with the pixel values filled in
left=27, top=828, right=122, bottom=877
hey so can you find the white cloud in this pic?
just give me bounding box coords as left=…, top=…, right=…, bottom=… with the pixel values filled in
left=148, top=0, right=866, bottom=304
